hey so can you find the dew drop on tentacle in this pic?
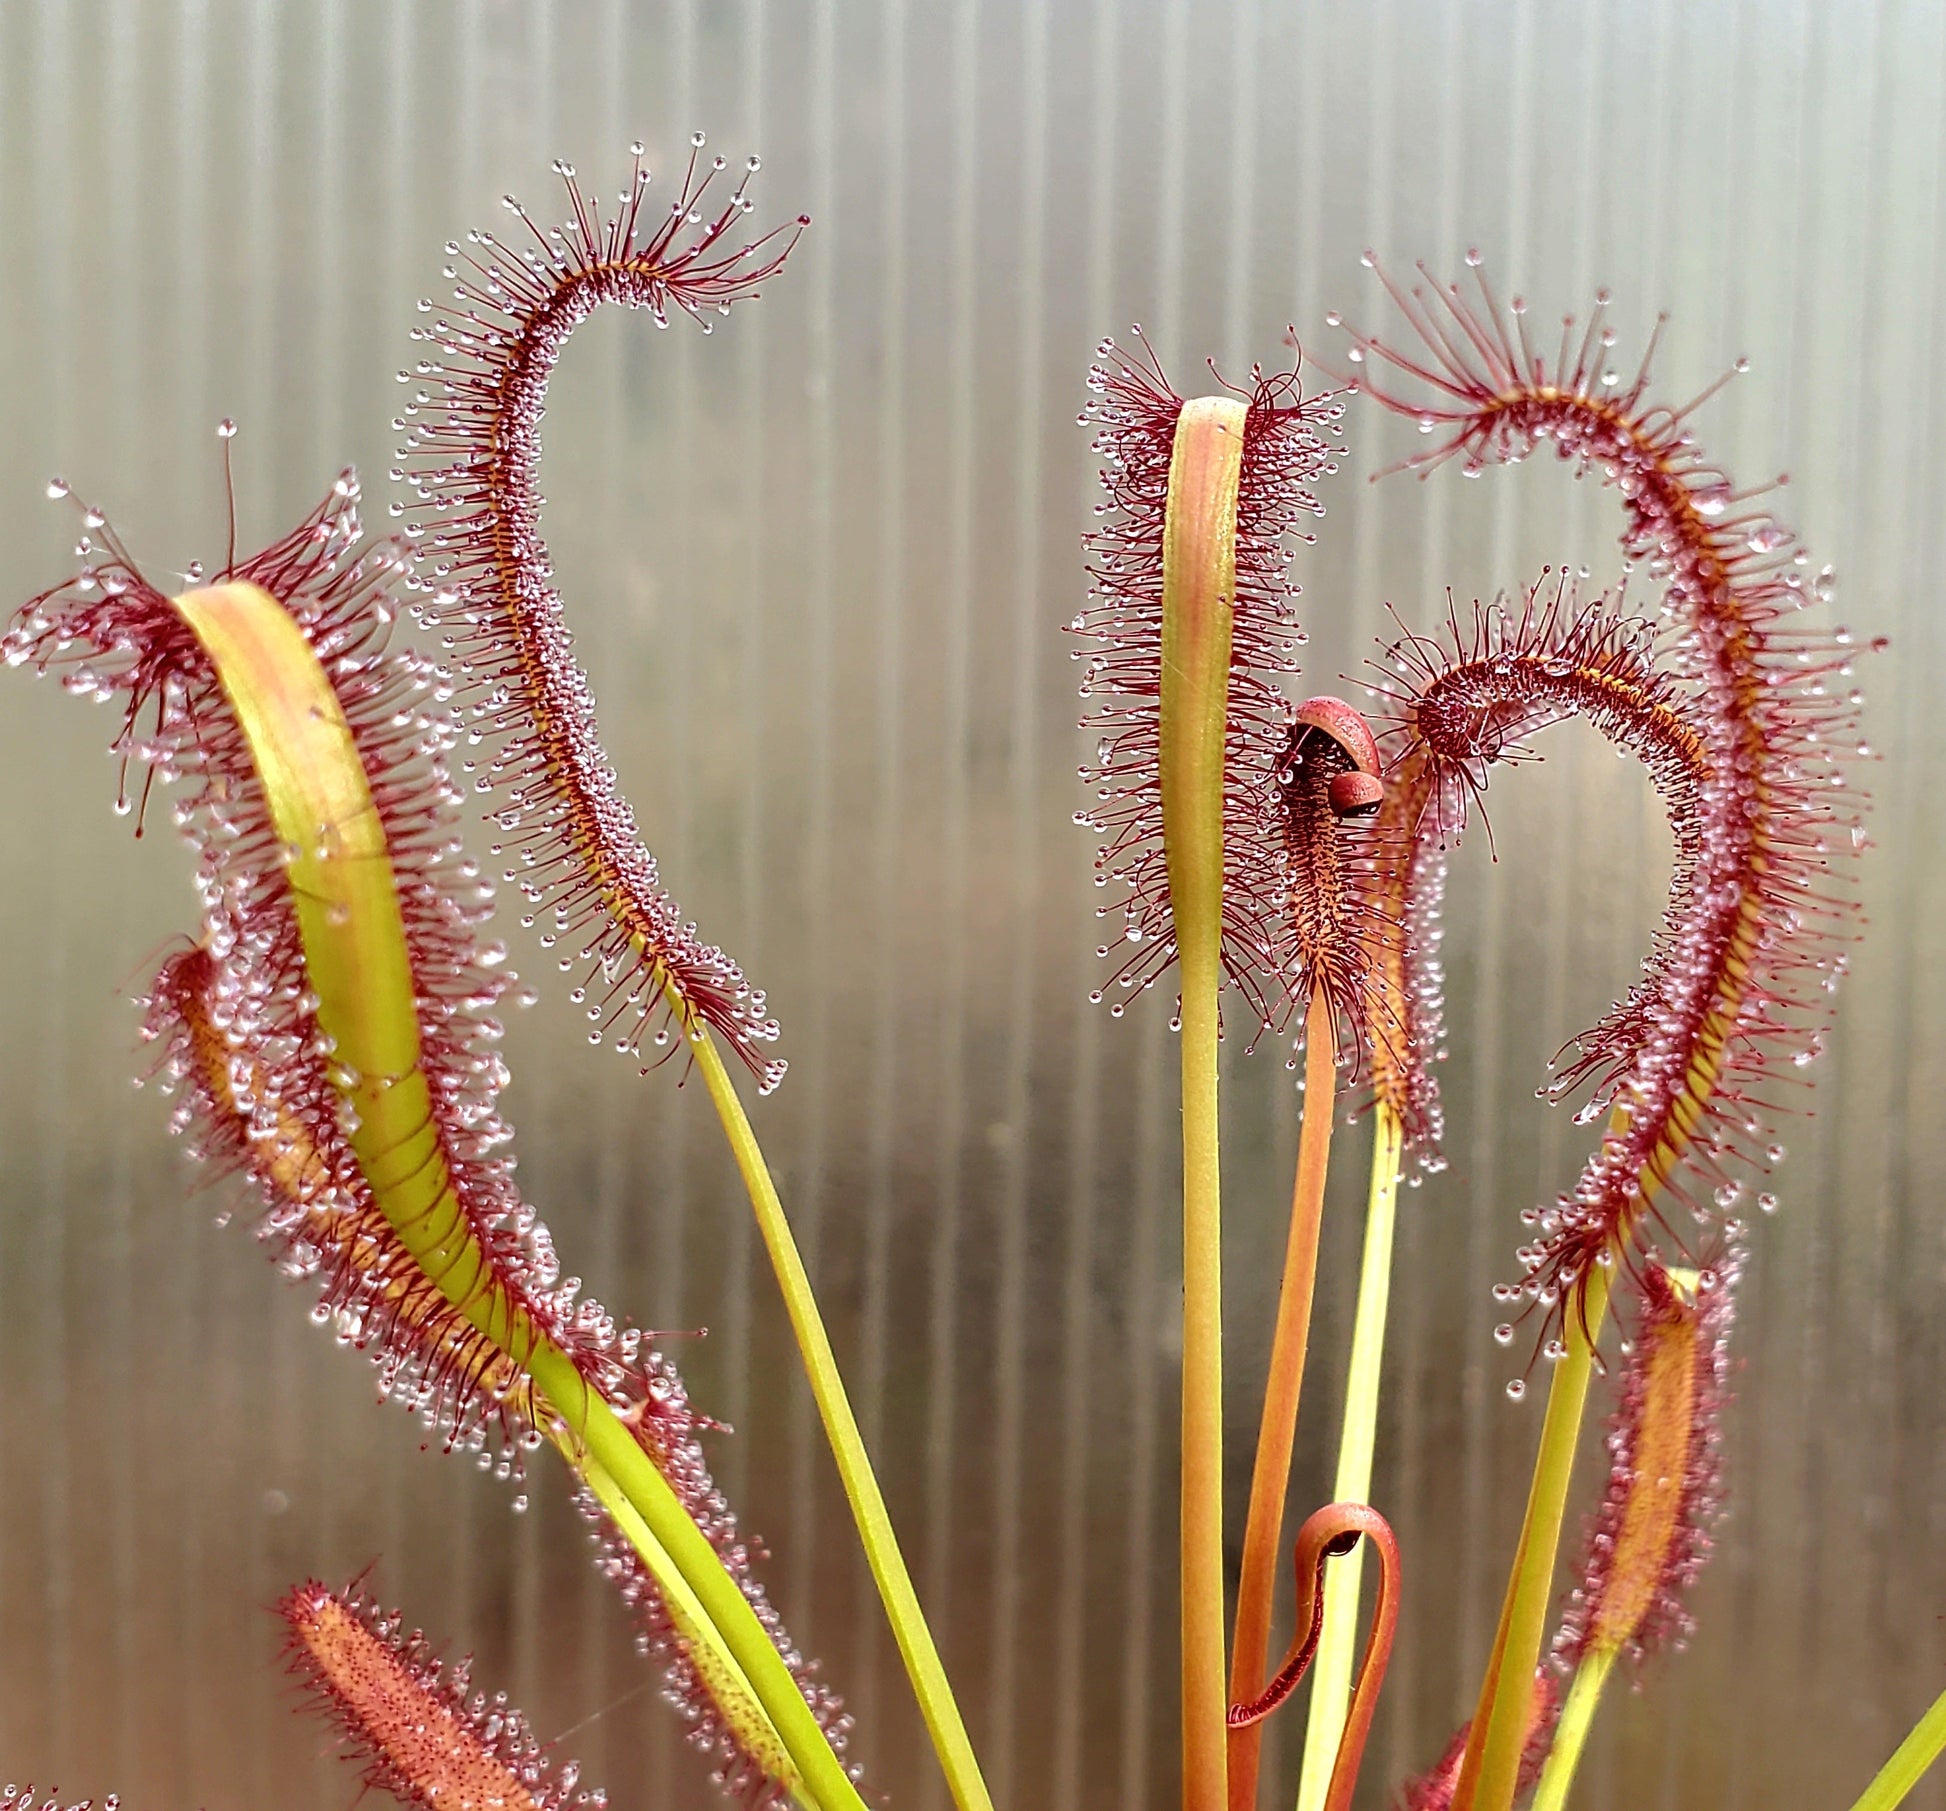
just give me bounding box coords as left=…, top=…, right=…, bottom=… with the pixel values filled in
left=281, top=1576, right=605, bottom=1811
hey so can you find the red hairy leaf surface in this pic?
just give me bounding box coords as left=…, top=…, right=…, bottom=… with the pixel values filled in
left=397, top=143, right=804, bottom=1091
left=1552, top=1251, right=1738, bottom=1671
left=6, top=475, right=850, bottom=1799
left=280, top=1576, right=603, bottom=1811
left=1397, top=1673, right=1557, bottom=1811
left=1344, top=266, right=1868, bottom=1324
left=1271, top=702, right=1400, bottom=1067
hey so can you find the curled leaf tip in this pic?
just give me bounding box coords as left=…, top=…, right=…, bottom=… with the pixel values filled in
left=23, top=474, right=846, bottom=1806
left=1348, top=267, right=1867, bottom=1336
left=1229, top=1502, right=1399, bottom=1731
left=1273, top=696, right=1397, bottom=1067
left=1229, top=1504, right=1400, bottom=1811
left=400, top=144, right=800, bottom=1091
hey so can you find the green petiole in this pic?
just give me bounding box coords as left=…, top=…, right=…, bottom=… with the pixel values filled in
left=1527, top=1642, right=1614, bottom=1811
left=1159, top=395, right=1249, bottom=1811
left=1844, top=1684, right=1946, bottom=1811
left=1294, top=1100, right=1404, bottom=1811
left=689, top=1025, right=995, bottom=1811
left=1451, top=1260, right=1612, bottom=1811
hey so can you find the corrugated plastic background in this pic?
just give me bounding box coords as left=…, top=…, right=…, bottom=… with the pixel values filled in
left=1, top=2, right=1942, bottom=1806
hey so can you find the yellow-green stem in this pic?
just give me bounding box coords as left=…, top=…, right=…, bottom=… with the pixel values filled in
left=1847, top=1683, right=1946, bottom=1811
left=1451, top=1261, right=1613, bottom=1811
left=1527, top=1642, right=1614, bottom=1811
left=1160, top=394, right=1248, bottom=1811
left=176, top=582, right=868, bottom=1811
left=558, top=1431, right=817, bottom=1811
left=1179, top=939, right=1227, bottom=1811
left=1230, top=986, right=1337, bottom=1811
left=690, top=1027, right=994, bottom=1811
left=1294, top=1100, right=1404, bottom=1811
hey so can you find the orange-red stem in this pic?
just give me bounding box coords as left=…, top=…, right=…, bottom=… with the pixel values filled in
left=1228, top=985, right=1337, bottom=1811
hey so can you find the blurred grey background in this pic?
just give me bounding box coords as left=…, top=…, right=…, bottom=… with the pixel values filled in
left=0, top=1, right=1940, bottom=1806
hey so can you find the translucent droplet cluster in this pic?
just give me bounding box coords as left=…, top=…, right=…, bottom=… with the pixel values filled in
left=1372, top=582, right=1711, bottom=1174
left=1356, top=740, right=1452, bottom=1162
left=1, top=1790, right=122, bottom=1811
left=9, top=479, right=592, bottom=1460
left=1072, top=334, right=1343, bottom=1026
left=575, top=1419, right=856, bottom=1797
left=395, top=141, right=806, bottom=1091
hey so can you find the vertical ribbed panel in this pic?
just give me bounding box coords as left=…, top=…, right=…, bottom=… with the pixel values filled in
left=0, top=3, right=1940, bottom=1807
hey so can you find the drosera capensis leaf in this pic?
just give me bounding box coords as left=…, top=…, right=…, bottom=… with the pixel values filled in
left=1345, top=267, right=1871, bottom=1337
left=1397, top=1676, right=1558, bottom=1811
left=1368, top=581, right=1714, bottom=1811
left=280, top=1575, right=606, bottom=1811
left=1077, top=335, right=1344, bottom=1811
left=567, top=1444, right=804, bottom=1803
left=399, top=142, right=802, bottom=1091
left=149, top=940, right=809, bottom=1805
left=3, top=479, right=861, bottom=1811
left=1074, top=335, right=1342, bottom=1028
left=399, top=151, right=990, bottom=1811
left=1231, top=691, right=1393, bottom=1811
left=175, top=578, right=867, bottom=1811
left=1345, top=264, right=1870, bottom=1810
left=1530, top=1253, right=1738, bottom=1811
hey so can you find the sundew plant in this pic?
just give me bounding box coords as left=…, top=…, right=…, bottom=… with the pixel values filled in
left=1, top=143, right=1938, bottom=1811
